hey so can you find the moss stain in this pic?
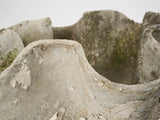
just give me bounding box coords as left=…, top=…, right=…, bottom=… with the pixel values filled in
left=110, top=26, right=141, bottom=69
left=0, top=48, right=18, bottom=73
left=151, top=70, right=159, bottom=79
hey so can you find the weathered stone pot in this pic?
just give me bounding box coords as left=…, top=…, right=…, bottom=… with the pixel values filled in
left=0, top=40, right=159, bottom=120
left=53, top=10, right=141, bottom=84
left=0, top=10, right=160, bottom=120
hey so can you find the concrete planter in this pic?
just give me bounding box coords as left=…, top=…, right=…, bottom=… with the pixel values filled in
left=0, top=10, right=160, bottom=120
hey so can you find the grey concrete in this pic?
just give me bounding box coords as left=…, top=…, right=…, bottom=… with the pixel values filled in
left=138, top=25, right=160, bottom=82
left=0, top=40, right=159, bottom=120
left=9, top=18, right=53, bottom=46
left=0, top=29, right=24, bottom=72
left=0, top=10, right=160, bottom=120
left=53, top=10, right=141, bottom=84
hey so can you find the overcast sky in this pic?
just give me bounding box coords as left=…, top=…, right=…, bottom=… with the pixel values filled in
left=0, top=0, right=160, bottom=29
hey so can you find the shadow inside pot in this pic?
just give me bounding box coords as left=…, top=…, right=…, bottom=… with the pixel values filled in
left=152, top=30, right=160, bottom=43
left=53, top=10, right=142, bottom=85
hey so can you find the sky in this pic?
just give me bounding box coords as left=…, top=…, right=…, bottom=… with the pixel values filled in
left=0, top=0, right=160, bottom=29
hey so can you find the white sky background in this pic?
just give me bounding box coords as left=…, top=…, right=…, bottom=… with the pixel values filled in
left=0, top=0, right=160, bottom=29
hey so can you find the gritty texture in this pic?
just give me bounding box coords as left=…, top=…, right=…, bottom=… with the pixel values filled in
left=142, top=11, right=160, bottom=29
